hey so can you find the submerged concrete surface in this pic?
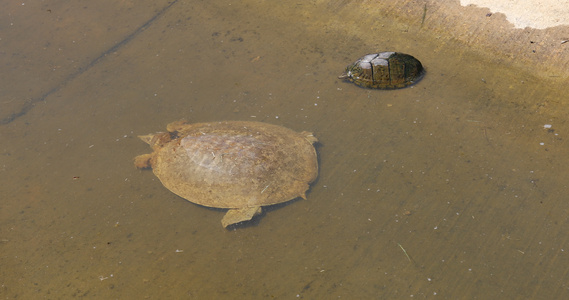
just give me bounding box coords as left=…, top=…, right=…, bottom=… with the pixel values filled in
left=2, top=1, right=569, bottom=298
left=349, top=0, right=569, bottom=79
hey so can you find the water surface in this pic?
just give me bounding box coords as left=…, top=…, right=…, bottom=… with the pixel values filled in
left=2, top=0, right=569, bottom=298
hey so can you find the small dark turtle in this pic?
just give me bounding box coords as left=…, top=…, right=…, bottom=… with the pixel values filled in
left=134, top=120, right=319, bottom=228
left=339, top=52, right=425, bottom=89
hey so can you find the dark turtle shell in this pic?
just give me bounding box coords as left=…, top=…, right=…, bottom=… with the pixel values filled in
left=339, top=52, right=425, bottom=89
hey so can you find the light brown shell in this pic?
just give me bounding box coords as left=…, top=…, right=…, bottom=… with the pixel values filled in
left=135, top=120, right=318, bottom=214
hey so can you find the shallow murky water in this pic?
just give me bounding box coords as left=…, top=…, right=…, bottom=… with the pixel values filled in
left=2, top=0, right=569, bottom=298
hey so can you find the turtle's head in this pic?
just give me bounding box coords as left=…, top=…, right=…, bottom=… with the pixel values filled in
left=338, top=70, right=351, bottom=80
left=138, top=132, right=171, bottom=149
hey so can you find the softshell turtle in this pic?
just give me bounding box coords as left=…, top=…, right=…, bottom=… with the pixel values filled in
left=339, top=52, right=425, bottom=89
left=134, top=120, right=319, bottom=228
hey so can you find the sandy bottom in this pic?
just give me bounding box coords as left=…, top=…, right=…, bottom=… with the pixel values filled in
left=1, top=0, right=569, bottom=298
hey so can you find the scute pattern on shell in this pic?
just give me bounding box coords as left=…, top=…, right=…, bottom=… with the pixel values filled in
left=339, top=52, right=425, bottom=89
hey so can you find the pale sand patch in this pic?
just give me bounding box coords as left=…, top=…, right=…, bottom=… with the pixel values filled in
left=460, top=0, right=569, bottom=29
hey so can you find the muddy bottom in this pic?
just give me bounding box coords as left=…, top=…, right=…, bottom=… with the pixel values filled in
left=2, top=0, right=569, bottom=298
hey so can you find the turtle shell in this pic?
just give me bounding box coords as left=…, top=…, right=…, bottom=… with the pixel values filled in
left=134, top=120, right=319, bottom=227
left=339, top=52, right=425, bottom=89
